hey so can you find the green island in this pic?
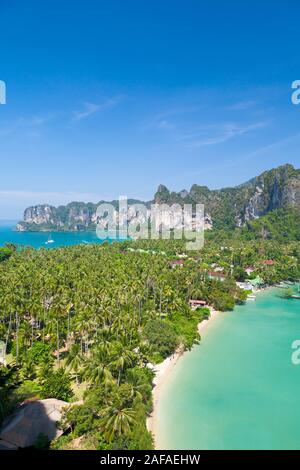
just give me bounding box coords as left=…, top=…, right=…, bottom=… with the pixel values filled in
left=0, top=207, right=299, bottom=450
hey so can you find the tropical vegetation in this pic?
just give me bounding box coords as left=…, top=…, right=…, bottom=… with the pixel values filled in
left=0, top=211, right=299, bottom=449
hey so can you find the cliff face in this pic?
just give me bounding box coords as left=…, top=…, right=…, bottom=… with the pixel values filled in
left=16, top=202, right=105, bottom=232
left=242, top=165, right=300, bottom=221
left=16, top=200, right=148, bottom=232
left=16, top=164, right=300, bottom=232
left=16, top=205, right=58, bottom=231
left=154, top=164, right=300, bottom=229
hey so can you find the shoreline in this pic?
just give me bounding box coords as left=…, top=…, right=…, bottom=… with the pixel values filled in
left=146, top=306, right=221, bottom=449
left=147, top=286, right=277, bottom=448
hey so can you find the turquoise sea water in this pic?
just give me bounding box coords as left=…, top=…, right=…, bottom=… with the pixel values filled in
left=157, top=288, right=300, bottom=450
left=0, top=224, right=125, bottom=249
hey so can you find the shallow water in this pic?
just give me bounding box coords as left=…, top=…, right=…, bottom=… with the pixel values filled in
left=157, top=288, right=300, bottom=449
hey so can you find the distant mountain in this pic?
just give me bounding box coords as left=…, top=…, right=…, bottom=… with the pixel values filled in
left=16, top=199, right=149, bottom=232
left=16, top=164, right=300, bottom=232
left=154, top=164, right=300, bottom=230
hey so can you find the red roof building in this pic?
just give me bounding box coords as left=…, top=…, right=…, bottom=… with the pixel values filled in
left=208, top=271, right=226, bottom=281
left=262, top=260, right=275, bottom=266
left=169, top=260, right=184, bottom=268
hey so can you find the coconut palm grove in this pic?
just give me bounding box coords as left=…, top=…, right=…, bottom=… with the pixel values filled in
left=0, top=209, right=300, bottom=449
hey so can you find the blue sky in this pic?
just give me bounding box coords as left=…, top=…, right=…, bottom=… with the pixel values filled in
left=0, top=0, right=299, bottom=218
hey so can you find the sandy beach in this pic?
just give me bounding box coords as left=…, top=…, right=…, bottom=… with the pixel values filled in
left=147, top=306, right=221, bottom=448
left=146, top=348, right=183, bottom=446
left=197, top=307, right=220, bottom=334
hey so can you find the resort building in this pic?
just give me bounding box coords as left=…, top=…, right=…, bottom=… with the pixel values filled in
left=189, top=299, right=207, bottom=311
left=245, top=266, right=255, bottom=275
left=208, top=271, right=226, bottom=282
left=210, top=263, right=224, bottom=272
left=236, top=281, right=253, bottom=291
left=0, top=399, right=67, bottom=449
left=169, top=260, right=184, bottom=268
left=249, top=277, right=264, bottom=289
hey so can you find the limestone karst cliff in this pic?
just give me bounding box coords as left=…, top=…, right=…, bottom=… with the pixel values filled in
left=16, top=164, right=300, bottom=232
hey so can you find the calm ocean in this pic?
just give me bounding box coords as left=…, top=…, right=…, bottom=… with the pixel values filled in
left=156, top=288, right=300, bottom=450
left=0, top=223, right=125, bottom=249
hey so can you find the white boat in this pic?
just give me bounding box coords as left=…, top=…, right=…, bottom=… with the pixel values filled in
left=45, top=235, right=55, bottom=245
left=247, top=295, right=256, bottom=301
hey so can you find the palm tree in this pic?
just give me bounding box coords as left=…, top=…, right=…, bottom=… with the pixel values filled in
left=100, top=406, right=136, bottom=442
left=65, top=343, right=84, bottom=384
left=84, top=345, right=114, bottom=386
left=111, top=345, right=136, bottom=385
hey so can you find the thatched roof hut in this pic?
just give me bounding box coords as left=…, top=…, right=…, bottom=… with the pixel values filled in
left=0, top=398, right=68, bottom=449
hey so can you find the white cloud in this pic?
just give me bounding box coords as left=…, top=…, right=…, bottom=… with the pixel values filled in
left=0, top=114, right=53, bottom=137
left=0, top=190, right=111, bottom=209
left=242, top=131, right=300, bottom=159
left=157, top=119, right=175, bottom=129
left=181, top=121, right=269, bottom=147
left=72, top=96, right=125, bottom=122
left=72, top=102, right=100, bottom=121
left=145, top=105, right=202, bottom=131
left=229, top=100, right=257, bottom=111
